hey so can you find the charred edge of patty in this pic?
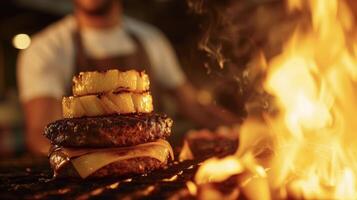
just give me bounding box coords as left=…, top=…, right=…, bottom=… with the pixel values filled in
left=44, top=113, right=173, bottom=148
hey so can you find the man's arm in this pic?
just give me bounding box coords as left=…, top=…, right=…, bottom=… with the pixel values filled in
left=23, top=97, right=62, bottom=155
left=17, top=20, right=71, bottom=154
left=172, top=82, right=242, bottom=129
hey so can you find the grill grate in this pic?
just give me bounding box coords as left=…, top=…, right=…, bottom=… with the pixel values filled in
left=0, top=159, right=199, bottom=200
left=0, top=136, right=237, bottom=199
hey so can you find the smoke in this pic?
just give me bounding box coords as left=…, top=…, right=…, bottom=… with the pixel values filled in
left=187, top=0, right=257, bottom=71
left=187, top=0, right=288, bottom=115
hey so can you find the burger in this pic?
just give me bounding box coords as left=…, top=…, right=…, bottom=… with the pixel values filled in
left=44, top=69, right=174, bottom=179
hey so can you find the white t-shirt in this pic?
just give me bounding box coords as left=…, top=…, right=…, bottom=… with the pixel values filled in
left=17, top=15, right=185, bottom=102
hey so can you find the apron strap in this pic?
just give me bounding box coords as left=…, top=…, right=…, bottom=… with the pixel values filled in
left=73, top=29, right=89, bottom=75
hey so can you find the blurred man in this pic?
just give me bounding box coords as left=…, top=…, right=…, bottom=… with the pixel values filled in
left=17, top=0, right=240, bottom=155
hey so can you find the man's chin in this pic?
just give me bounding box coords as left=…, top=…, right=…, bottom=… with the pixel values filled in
left=75, top=0, right=115, bottom=16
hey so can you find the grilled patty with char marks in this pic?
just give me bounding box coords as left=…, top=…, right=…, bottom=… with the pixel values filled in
left=44, top=113, right=172, bottom=148
left=50, top=148, right=166, bottom=179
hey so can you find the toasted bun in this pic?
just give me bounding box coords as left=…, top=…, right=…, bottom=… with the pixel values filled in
left=72, top=69, right=150, bottom=96
left=44, top=113, right=172, bottom=148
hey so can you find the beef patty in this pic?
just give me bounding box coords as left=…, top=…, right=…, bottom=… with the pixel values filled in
left=49, top=147, right=166, bottom=179
left=44, top=113, right=172, bottom=148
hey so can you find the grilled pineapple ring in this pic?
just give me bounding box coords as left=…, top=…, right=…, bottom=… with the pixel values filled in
left=62, top=92, right=153, bottom=118
left=73, top=70, right=150, bottom=96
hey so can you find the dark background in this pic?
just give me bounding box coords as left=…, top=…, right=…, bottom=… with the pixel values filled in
left=0, top=0, right=218, bottom=155
left=2, top=0, right=357, bottom=155
left=0, top=0, right=208, bottom=97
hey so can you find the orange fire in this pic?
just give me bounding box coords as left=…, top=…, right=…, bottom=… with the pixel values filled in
left=193, top=0, right=357, bottom=198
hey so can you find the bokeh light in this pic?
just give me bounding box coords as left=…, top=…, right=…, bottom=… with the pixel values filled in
left=12, top=34, right=31, bottom=50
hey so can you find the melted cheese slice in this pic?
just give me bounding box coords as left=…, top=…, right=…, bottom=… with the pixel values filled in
left=69, top=139, right=174, bottom=179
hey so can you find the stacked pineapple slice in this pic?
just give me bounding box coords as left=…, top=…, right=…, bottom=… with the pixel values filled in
left=63, top=69, right=153, bottom=118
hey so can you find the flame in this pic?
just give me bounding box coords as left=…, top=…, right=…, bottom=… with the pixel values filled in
left=194, top=153, right=270, bottom=199
left=179, top=140, right=194, bottom=162
left=186, top=181, right=198, bottom=196
left=263, top=0, right=357, bottom=198
left=193, top=0, right=357, bottom=198
left=194, top=155, right=244, bottom=185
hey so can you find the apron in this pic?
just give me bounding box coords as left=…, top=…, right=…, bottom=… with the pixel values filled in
left=71, top=27, right=162, bottom=110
